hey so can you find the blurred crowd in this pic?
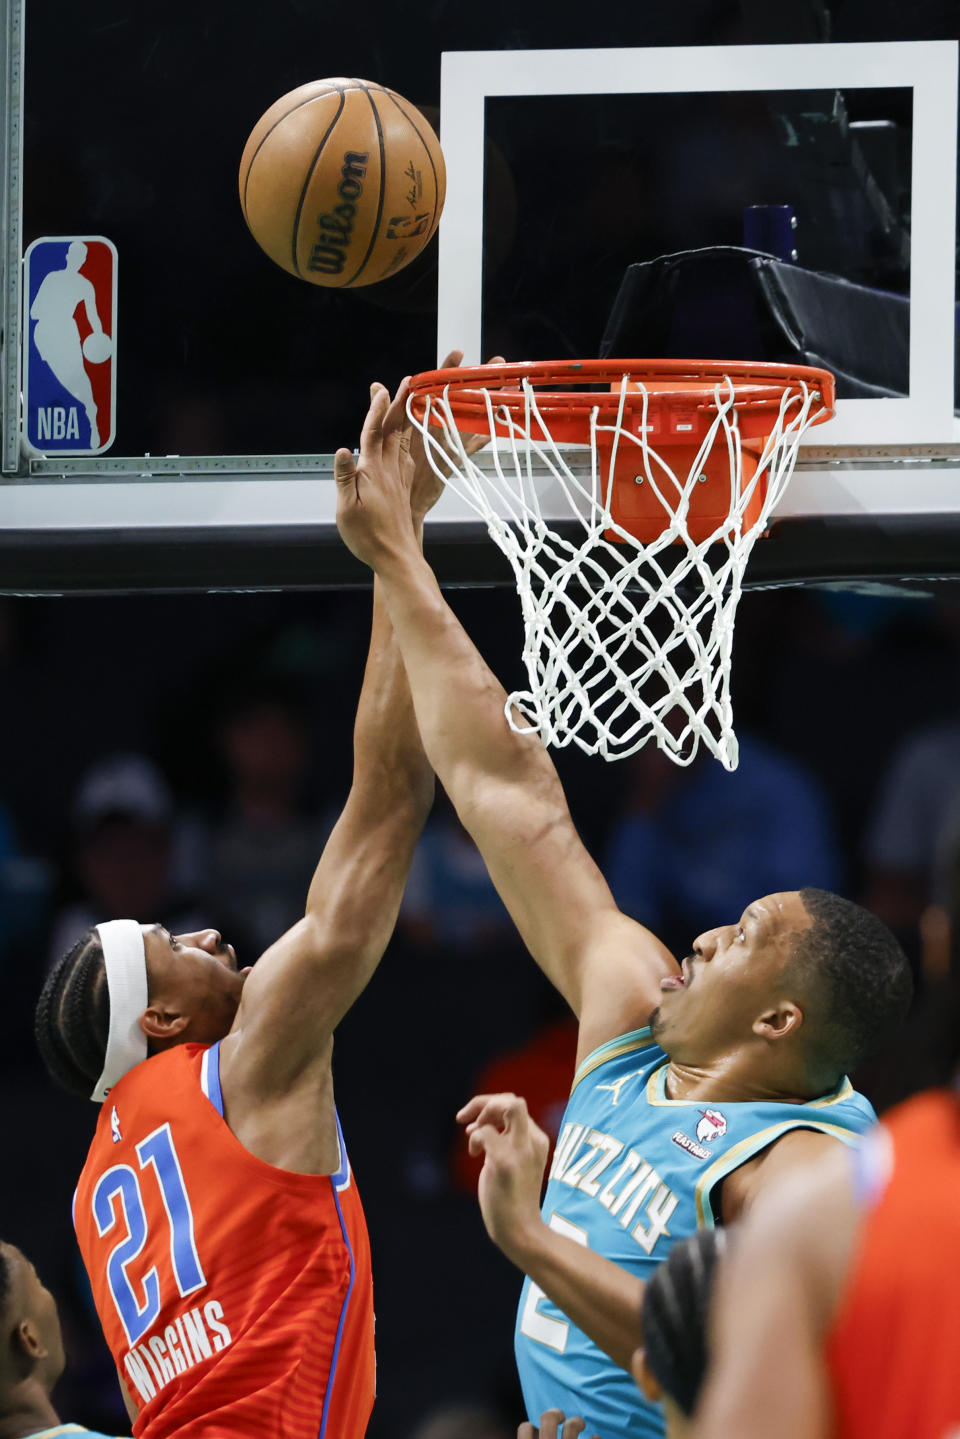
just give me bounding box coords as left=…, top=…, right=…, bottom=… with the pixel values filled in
left=0, top=578, right=958, bottom=1437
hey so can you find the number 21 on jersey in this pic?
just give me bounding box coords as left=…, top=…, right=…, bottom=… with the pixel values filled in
left=92, top=1123, right=205, bottom=1346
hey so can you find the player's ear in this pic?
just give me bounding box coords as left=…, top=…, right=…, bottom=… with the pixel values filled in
left=630, top=1347, right=662, bottom=1401
left=15, top=1316, right=47, bottom=1361
left=139, top=1005, right=189, bottom=1042
left=752, top=1000, right=803, bottom=1042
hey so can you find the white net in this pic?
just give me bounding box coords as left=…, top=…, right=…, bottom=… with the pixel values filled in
left=409, top=372, right=828, bottom=769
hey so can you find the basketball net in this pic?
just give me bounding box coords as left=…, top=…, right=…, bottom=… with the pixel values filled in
left=409, top=371, right=829, bottom=770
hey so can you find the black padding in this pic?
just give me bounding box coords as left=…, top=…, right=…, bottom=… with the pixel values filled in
left=599, top=245, right=913, bottom=401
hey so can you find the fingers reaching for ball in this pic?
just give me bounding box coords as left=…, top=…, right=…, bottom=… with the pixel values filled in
left=337, top=352, right=511, bottom=561
left=406, top=349, right=507, bottom=521
left=334, top=378, right=421, bottom=570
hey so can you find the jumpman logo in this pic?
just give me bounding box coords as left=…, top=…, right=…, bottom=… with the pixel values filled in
left=596, top=1070, right=643, bottom=1107
left=28, top=240, right=108, bottom=448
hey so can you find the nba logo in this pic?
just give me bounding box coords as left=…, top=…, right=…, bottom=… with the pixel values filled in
left=23, top=236, right=117, bottom=455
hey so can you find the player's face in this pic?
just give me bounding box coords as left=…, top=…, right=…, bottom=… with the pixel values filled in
left=650, top=891, right=812, bottom=1061
left=1, top=1243, right=66, bottom=1382
left=141, top=924, right=250, bottom=1042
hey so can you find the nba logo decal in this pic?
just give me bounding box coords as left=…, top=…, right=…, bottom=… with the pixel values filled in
left=23, top=236, right=117, bottom=454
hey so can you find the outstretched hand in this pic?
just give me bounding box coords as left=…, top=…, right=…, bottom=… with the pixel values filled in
left=407, top=348, right=505, bottom=522
left=334, top=379, right=420, bottom=571
left=518, top=1412, right=600, bottom=1439
left=456, top=1092, right=550, bottom=1261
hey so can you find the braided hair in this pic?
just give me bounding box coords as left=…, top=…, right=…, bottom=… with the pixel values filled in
left=34, top=930, right=110, bottom=1097
left=642, top=1227, right=726, bottom=1417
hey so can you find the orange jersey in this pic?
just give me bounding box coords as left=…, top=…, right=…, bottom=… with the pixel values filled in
left=826, top=1089, right=960, bottom=1439
left=73, top=1042, right=374, bottom=1439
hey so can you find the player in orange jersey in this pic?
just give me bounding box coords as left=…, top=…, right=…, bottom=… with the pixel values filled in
left=694, top=966, right=960, bottom=1439
left=32, top=375, right=459, bottom=1439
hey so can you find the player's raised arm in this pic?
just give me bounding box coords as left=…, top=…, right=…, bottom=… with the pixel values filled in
left=223, top=380, right=434, bottom=1097
left=335, top=382, right=678, bottom=1057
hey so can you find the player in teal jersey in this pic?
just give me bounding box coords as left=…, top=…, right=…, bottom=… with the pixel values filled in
left=334, top=379, right=912, bottom=1439
left=0, top=1240, right=126, bottom=1439
left=462, top=1031, right=873, bottom=1437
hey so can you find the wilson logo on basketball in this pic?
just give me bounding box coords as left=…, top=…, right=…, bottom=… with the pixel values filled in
left=309, top=151, right=369, bottom=277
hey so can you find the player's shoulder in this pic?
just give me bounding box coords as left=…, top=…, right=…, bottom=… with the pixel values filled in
left=792, top=1077, right=876, bottom=1136
left=86, top=1043, right=211, bottom=1152
left=106, top=1040, right=205, bottom=1100
left=744, top=1080, right=876, bottom=1162
left=569, top=1025, right=665, bottom=1098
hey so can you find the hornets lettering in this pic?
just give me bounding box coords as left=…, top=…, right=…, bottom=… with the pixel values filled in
left=550, top=1122, right=678, bottom=1254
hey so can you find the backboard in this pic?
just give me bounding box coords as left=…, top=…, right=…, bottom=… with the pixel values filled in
left=0, top=0, right=958, bottom=594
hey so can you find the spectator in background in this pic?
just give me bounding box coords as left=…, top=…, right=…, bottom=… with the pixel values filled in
left=47, top=753, right=205, bottom=966
left=603, top=731, right=840, bottom=959
left=198, top=682, right=334, bottom=959
left=862, top=717, right=960, bottom=977
left=0, top=1238, right=125, bottom=1439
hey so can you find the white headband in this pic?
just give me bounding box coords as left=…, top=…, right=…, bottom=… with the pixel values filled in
left=90, top=919, right=149, bottom=1103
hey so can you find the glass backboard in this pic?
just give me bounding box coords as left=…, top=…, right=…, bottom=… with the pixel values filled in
left=1, top=0, right=958, bottom=593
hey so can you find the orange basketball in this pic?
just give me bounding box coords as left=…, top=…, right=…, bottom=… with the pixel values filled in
left=239, top=77, right=446, bottom=289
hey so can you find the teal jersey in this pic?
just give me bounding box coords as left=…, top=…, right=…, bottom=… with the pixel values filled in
left=514, top=1026, right=875, bottom=1439
left=28, top=1427, right=126, bottom=1438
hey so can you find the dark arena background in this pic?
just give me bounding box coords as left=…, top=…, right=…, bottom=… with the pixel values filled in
left=0, top=0, right=958, bottom=1435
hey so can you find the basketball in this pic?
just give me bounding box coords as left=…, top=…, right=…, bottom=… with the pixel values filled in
left=81, top=331, right=113, bottom=364
left=239, top=77, right=446, bottom=289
